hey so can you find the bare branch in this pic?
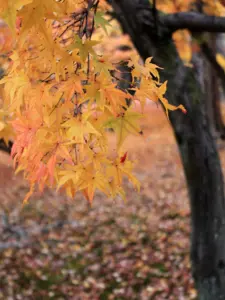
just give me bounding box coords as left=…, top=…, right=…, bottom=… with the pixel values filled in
left=109, top=1, right=225, bottom=34
left=0, top=139, right=12, bottom=154
left=162, top=12, right=225, bottom=33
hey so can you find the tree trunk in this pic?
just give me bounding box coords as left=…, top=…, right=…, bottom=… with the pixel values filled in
left=202, top=36, right=217, bottom=137
left=210, top=34, right=225, bottom=136
left=168, top=51, right=225, bottom=300
left=109, top=1, right=225, bottom=298
left=201, top=34, right=225, bottom=139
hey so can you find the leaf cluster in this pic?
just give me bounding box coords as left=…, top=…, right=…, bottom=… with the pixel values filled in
left=0, top=0, right=185, bottom=203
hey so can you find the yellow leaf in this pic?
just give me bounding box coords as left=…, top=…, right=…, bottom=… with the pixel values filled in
left=216, top=53, right=225, bottom=71
left=160, top=97, right=187, bottom=119
left=0, top=121, right=5, bottom=131
left=105, top=109, right=143, bottom=148
left=63, top=113, right=101, bottom=143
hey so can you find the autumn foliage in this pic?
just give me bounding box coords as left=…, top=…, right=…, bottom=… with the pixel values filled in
left=155, top=0, right=225, bottom=64
left=0, top=0, right=187, bottom=203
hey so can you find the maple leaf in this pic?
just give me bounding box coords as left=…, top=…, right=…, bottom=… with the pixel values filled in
left=0, top=109, right=15, bottom=144
left=23, top=182, right=35, bottom=205
left=92, top=56, right=114, bottom=77
left=94, top=11, right=111, bottom=35
left=144, top=57, right=161, bottom=81
left=47, top=153, right=57, bottom=185
left=157, top=81, right=187, bottom=118
left=128, top=54, right=161, bottom=80
left=102, top=84, right=128, bottom=115
left=0, top=0, right=33, bottom=33
left=105, top=110, right=143, bottom=148
left=0, top=71, right=31, bottom=111
left=0, top=121, right=5, bottom=132
left=108, top=179, right=126, bottom=200
left=62, top=112, right=101, bottom=143
left=173, top=30, right=192, bottom=66
left=44, top=137, right=74, bottom=185
left=69, top=36, right=99, bottom=62
left=82, top=71, right=128, bottom=114
left=82, top=80, right=103, bottom=108
left=57, top=164, right=85, bottom=189
left=0, top=0, right=188, bottom=204
left=133, top=77, right=160, bottom=111
left=120, top=151, right=128, bottom=163
left=107, top=155, right=140, bottom=196
left=75, top=164, right=111, bottom=203
left=216, top=53, right=225, bottom=71
left=160, top=97, right=187, bottom=119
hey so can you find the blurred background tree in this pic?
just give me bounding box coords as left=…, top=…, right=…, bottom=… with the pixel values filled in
left=109, top=0, right=225, bottom=299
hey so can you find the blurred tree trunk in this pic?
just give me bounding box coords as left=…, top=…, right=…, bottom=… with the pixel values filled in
left=210, top=34, right=225, bottom=136
left=109, top=1, right=225, bottom=299
left=216, top=32, right=225, bottom=97
left=202, top=37, right=217, bottom=136
left=202, top=34, right=225, bottom=139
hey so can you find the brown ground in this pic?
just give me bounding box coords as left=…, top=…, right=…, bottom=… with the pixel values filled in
left=1, top=103, right=222, bottom=300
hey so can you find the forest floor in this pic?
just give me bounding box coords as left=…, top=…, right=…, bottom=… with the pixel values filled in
left=1, top=103, right=224, bottom=300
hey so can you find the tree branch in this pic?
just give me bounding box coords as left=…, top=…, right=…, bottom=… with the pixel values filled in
left=109, top=1, right=225, bottom=34
left=0, top=139, right=13, bottom=154
left=201, top=41, right=225, bottom=89
left=162, top=12, right=225, bottom=33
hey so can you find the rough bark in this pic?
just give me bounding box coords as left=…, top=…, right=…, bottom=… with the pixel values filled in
left=210, top=34, right=225, bottom=138
left=216, top=33, right=225, bottom=101
left=201, top=36, right=225, bottom=138
left=109, top=1, right=225, bottom=298
left=200, top=36, right=217, bottom=137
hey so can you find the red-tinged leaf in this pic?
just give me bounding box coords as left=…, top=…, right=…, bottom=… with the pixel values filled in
left=182, top=107, right=187, bottom=114
left=82, top=187, right=94, bottom=205
left=160, top=97, right=187, bottom=119
left=22, top=182, right=35, bottom=206
left=47, top=154, right=57, bottom=185
left=120, top=152, right=128, bottom=164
